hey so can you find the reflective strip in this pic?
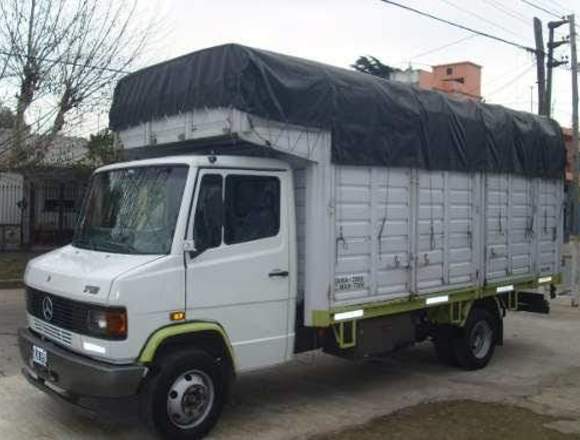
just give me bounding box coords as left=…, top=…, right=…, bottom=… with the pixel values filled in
left=82, top=342, right=106, bottom=354
left=496, top=285, right=514, bottom=293
left=426, top=295, right=449, bottom=305
left=334, top=309, right=364, bottom=321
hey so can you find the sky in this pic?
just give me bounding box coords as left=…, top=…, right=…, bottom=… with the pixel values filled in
left=88, top=0, right=580, bottom=133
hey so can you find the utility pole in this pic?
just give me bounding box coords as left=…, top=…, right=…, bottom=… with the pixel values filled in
left=569, top=14, right=579, bottom=307
left=546, top=19, right=569, bottom=118
left=534, top=17, right=547, bottom=115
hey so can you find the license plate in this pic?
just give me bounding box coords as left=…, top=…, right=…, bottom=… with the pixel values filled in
left=32, top=345, right=47, bottom=368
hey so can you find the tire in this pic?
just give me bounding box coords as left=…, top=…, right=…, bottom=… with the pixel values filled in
left=433, top=324, right=459, bottom=366
left=141, top=349, right=226, bottom=440
left=453, top=308, right=497, bottom=371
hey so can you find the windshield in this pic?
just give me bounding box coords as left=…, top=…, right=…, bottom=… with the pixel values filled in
left=73, top=165, right=189, bottom=255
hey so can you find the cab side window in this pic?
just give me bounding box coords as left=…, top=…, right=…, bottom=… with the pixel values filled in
left=192, top=174, right=223, bottom=251
left=224, top=175, right=280, bottom=245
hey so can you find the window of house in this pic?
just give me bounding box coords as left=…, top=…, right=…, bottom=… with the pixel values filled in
left=44, top=199, right=76, bottom=212
left=224, top=175, right=280, bottom=245
left=446, top=67, right=453, bottom=75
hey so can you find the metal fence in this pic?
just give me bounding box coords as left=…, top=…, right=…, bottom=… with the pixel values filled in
left=28, top=179, right=87, bottom=247
left=0, top=173, right=23, bottom=250
left=0, top=172, right=88, bottom=249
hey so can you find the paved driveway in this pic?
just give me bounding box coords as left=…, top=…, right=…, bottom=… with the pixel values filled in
left=2, top=288, right=580, bottom=439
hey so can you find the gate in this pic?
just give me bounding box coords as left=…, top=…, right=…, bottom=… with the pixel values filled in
left=28, top=179, right=87, bottom=247
left=0, top=173, right=24, bottom=250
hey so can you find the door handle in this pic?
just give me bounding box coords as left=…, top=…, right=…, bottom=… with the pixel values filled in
left=269, top=269, right=289, bottom=278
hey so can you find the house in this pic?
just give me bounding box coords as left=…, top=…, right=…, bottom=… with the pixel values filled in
left=391, top=61, right=482, bottom=101
left=0, top=132, right=90, bottom=250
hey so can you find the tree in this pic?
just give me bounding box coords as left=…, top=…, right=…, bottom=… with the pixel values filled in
left=0, top=0, right=151, bottom=166
left=351, top=55, right=399, bottom=80
left=84, top=128, right=120, bottom=166
left=0, top=106, right=16, bottom=129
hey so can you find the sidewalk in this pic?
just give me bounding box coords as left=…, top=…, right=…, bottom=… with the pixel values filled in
left=0, top=289, right=25, bottom=378
left=0, top=252, right=40, bottom=288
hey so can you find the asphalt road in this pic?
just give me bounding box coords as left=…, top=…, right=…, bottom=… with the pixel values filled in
left=2, top=288, right=580, bottom=439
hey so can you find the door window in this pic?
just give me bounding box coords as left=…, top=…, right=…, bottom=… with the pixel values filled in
left=224, top=175, right=280, bottom=245
left=192, top=174, right=223, bottom=252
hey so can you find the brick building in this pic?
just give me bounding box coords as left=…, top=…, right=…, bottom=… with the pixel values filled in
left=391, top=61, right=482, bottom=101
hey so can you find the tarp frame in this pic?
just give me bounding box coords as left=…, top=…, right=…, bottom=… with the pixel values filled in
left=110, top=44, right=565, bottom=179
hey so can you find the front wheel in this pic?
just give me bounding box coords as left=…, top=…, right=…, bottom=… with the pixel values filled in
left=453, top=308, right=497, bottom=370
left=143, top=349, right=226, bottom=440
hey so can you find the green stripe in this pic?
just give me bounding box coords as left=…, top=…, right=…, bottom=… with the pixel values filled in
left=312, top=273, right=561, bottom=327
left=138, top=322, right=236, bottom=367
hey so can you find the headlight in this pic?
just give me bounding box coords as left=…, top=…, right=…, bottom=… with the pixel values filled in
left=86, top=308, right=127, bottom=339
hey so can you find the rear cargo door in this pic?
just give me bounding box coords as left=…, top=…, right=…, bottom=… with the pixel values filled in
left=333, top=167, right=374, bottom=302
left=415, top=171, right=445, bottom=292
left=536, top=178, right=563, bottom=275
left=446, top=172, right=480, bottom=288
left=414, top=170, right=479, bottom=294
left=375, top=168, right=413, bottom=299
left=333, top=166, right=413, bottom=304
left=508, top=175, right=535, bottom=277
left=484, top=174, right=510, bottom=282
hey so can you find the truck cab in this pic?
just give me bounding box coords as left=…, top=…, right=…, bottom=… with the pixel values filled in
left=20, top=155, right=297, bottom=439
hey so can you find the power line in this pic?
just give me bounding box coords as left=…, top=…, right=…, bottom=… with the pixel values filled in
left=542, top=0, right=572, bottom=12
left=439, top=0, right=528, bottom=40
left=486, top=63, right=537, bottom=97
left=378, top=0, right=538, bottom=55
left=0, top=50, right=130, bottom=74
left=481, top=0, right=532, bottom=26
left=521, top=0, right=564, bottom=19
left=411, top=35, right=477, bottom=60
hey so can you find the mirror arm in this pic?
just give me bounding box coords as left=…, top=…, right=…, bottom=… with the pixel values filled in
left=183, top=240, right=197, bottom=255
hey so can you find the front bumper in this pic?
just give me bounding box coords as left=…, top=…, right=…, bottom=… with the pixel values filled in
left=18, top=328, right=146, bottom=400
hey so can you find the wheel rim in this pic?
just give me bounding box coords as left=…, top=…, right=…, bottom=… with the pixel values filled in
left=470, top=320, right=493, bottom=360
left=166, top=369, right=215, bottom=429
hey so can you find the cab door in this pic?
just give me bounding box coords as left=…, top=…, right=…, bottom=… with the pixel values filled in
left=185, top=168, right=292, bottom=372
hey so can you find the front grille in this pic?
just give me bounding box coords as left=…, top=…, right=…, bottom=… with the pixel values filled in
left=27, top=287, right=91, bottom=334
left=30, top=316, right=73, bottom=346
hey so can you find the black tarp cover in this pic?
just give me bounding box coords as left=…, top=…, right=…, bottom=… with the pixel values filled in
left=109, top=44, right=565, bottom=178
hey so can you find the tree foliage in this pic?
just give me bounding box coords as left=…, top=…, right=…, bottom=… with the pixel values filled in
left=83, top=128, right=120, bottom=166
left=351, top=55, right=399, bottom=80
left=0, top=106, right=16, bottom=129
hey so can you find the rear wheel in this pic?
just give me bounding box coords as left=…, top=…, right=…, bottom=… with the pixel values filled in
left=453, top=308, right=497, bottom=370
left=142, top=349, right=226, bottom=440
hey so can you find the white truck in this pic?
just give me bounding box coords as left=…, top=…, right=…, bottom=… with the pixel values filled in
left=19, top=44, right=565, bottom=439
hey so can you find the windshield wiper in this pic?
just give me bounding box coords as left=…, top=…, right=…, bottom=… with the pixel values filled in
left=72, top=236, right=96, bottom=251
left=97, top=240, right=138, bottom=254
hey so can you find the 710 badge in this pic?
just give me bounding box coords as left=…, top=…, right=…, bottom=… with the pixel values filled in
left=32, top=345, right=48, bottom=367
left=335, top=274, right=367, bottom=291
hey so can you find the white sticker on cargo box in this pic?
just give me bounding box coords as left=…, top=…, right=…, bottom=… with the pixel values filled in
left=335, top=274, right=367, bottom=291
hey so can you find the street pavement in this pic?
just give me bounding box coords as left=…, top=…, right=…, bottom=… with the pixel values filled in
left=2, top=288, right=580, bottom=439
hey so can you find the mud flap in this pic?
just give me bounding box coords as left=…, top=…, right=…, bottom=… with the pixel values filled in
left=516, top=291, right=550, bottom=314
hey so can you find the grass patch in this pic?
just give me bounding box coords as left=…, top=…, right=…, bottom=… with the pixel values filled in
left=0, top=252, right=39, bottom=281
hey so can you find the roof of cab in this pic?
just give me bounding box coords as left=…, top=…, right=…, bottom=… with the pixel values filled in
left=96, top=154, right=291, bottom=173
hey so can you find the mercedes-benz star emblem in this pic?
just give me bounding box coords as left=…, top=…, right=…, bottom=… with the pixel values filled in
left=42, top=296, right=54, bottom=322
